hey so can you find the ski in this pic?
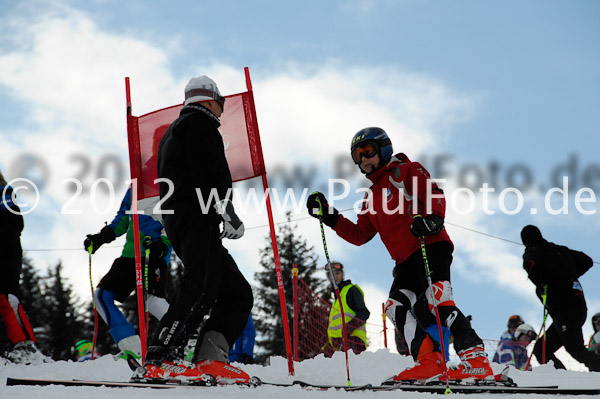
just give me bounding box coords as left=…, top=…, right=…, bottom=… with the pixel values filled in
left=260, top=379, right=600, bottom=395
left=7, top=376, right=600, bottom=394
left=6, top=377, right=199, bottom=389
left=292, top=380, right=374, bottom=391
left=6, top=375, right=258, bottom=389
left=371, top=383, right=600, bottom=395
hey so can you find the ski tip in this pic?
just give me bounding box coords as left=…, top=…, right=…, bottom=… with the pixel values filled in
left=250, top=376, right=263, bottom=387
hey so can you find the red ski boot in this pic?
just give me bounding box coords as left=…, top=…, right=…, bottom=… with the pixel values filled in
left=446, top=345, right=494, bottom=381
left=134, top=346, right=214, bottom=385
left=195, top=359, right=251, bottom=384
left=392, top=351, right=446, bottom=382
left=139, top=359, right=215, bottom=384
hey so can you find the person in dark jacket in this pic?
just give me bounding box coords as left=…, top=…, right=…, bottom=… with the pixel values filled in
left=521, top=225, right=600, bottom=371
left=0, top=171, right=50, bottom=364
left=140, top=76, right=253, bottom=384
left=322, top=261, right=370, bottom=356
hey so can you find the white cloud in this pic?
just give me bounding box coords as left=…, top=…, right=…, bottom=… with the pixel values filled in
left=0, top=4, right=483, bottom=314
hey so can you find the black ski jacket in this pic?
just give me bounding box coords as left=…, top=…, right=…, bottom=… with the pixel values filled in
left=157, top=104, right=232, bottom=217
left=522, top=240, right=592, bottom=316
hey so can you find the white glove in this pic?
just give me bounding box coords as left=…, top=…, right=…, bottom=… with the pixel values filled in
left=214, top=199, right=244, bottom=239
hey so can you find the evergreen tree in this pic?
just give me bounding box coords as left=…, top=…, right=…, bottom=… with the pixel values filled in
left=18, top=257, right=47, bottom=343
left=253, top=212, right=327, bottom=362
left=18, top=256, right=45, bottom=327
left=43, top=262, right=87, bottom=360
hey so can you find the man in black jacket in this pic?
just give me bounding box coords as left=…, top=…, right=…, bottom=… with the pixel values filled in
left=521, top=225, right=600, bottom=371
left=140, top=76, right=253, bottom=384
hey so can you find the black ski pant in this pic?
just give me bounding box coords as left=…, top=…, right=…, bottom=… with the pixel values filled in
left=150, top=211, right=253, bottom=353
left=389, top=241, right=482, bottom=360
left=534, top=307, right=600, bottom=371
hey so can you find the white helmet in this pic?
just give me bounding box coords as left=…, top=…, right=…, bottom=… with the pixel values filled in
left=184, top=76, right=225, bottom=109
left=515, top=323, right=536, bottom=341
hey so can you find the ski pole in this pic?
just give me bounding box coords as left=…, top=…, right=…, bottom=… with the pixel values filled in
left=414, top=215, right=451, bottom=395
left=315, top=195, right=352, bottom=387
left=524, top=285, right=549, bottom=371
left=143, top=237, right=151, bottom=337
left=88, top=246, right=99, bottom=360
left=541, top=286, right=548, bottom=365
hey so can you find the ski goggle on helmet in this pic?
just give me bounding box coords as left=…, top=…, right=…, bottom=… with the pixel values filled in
left=351, top=140, right=381, bottom=164
left=325, top=262, right=345, bottom=280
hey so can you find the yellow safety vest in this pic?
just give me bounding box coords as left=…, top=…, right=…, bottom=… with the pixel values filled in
left=327, top=284, right=367, bottom=346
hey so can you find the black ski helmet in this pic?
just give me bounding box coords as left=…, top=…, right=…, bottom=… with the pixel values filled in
left=350, top=127, right=393, bottom=166
left=507, top=315, right=524, bottom=330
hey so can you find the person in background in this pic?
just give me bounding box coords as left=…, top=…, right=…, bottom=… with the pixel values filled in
left=494, top=314, right=524, bottom=364
left=75, top=339, right=102, bottom=362
left=521, top=225, right=600, bottom=371
left=0, top=171, right=51, bottom=365
left=84, top=187, right=172, bottom=361
left=323, top=261, right=370, bottom=356
left=229, top=314, right=256, bottom=364
left=588, top=313, right=600, bottom=355
left=500, top=315, right=524, bottom=341
left=493, top=323, right=537, bottom=370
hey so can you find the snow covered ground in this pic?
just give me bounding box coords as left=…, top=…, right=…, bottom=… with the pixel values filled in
left=1, top=349, right=599, bottom=398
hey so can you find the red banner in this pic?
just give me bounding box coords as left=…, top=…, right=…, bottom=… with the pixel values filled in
left=128, top=93, right=265, bottom=200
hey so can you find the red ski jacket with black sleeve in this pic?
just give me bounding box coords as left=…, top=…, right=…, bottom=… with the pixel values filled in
left=333, top=153, right=453, bottom=264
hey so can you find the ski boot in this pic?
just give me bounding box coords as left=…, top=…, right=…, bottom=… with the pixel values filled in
left=115, top=335, right=142, bottom=361
left=192, top=331, right=251, bottom=385
left=133, top=345, right=215, bottom=385
left=446, top=345, right=494, bottom=381
left=195, top=359, right=251, bottom=384
left=391, top=351, right=446, bottom=383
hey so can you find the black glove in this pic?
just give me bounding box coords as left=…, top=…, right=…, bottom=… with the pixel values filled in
left=83, top=225, right=116, bottom=254
left=144, top=238, right=169, bottom=259
left=306, top=192, right=339, bottom=228
left=410, top=214, right=444, bottom=237
left=214, top=199, right=244, bottom=239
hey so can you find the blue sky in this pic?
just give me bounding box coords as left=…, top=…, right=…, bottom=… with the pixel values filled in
left=1, top=0, right=599, bottom=365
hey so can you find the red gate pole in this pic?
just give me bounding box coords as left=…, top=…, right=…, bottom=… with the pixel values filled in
left=125, top=77, right=147, bottom=362
left=382, top=303, right=388, bottom=349
left=292, top=265, right=299, bottom=362
left=244, top=67, right=295, bottom=375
